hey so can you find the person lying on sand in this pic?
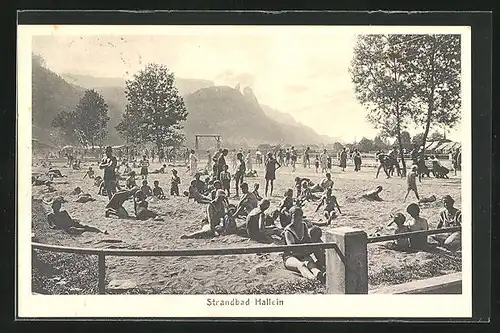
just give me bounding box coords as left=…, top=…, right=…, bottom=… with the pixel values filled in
left=45, top=196, right=107, bottom=235
left=152, top=180, right=166, bottom=199
left=134, top=190, right=164, bottom=221
left=419, top=195, right=437, bottom=204
left=186, top=180, right=212, bottom=204
left=47, top=168, right=64, bottom=178
left=233, top=182, right=259, bottom=218
left=387, top=213, right=410, bottom=251
left=32, top=175, right=52, bottom=186
left=71, top=187, right=96, bottom=203
left=83, top=167, right=95, bottom=179
left=361, top=186, right=384, bottom=201
left=282, top=206, right=325, bottom=283
left=105, top=187, right=138, bottom=218
left=315, top=188, right=341, bottom=225
left=310, top=173, right=334, bottom=193
left=181, top=190, right=235, bottom=239
left=429, top=195, right=461, bottom=250
left=150, top=164, right=167, bottom=174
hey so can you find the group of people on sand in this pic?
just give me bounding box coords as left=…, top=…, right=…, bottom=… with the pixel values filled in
left=387, top=195, right=462, bottom=252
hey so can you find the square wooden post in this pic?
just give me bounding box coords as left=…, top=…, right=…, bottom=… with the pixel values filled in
left=324, top=227, right=368, bottom=294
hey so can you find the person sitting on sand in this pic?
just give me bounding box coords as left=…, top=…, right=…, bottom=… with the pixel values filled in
left=299, top=180, right=321, bottom=202
left=181, top=190, right=232, bottom=239
left=429, top=195, right=461, bottom=250
left=361, top=186, right=384, bottom=201
left=150, top=164, right=167, bottom=174
left=134, top=190, right=163, bottom=221
left=193, top=172, right=208, bottom=195
left=233, top=182, right=259, bottom=218
left=246, top=199, right=272, bottom=242
left=310, top=173, right=334, bottom=193
left=187, top=179, right=212, bottom=204
left=315, top=188, right=342, bottom=225
left=282, top=206, right=325, bottom=283
left=72, top=159, right=81, bottom=170
left=387, top=213, right=410, bottom=251
left=276, top=189, right=295, bottom=228
left=141, top=180, right=153, bottom=197
left=124, top=163, right=132, bottom=175
left=83, top=167, right=95, bottom=179
left=210, top=180, right=226, bottom=202
left=252, top=183, right=263, bottom=201
left=46, top=197, right=106, bottom=235
left=105, top=187, right=138, bottom=218
left=94, top=175, right=103, bottom=187
left=170, top=169, right=181, bottom=196
left=430, top=156, right=450, bottom=179
left=126, top=171, right=137, bottom=189
left=294, top=177, right=313, bottom=198
left=406, top=203, right=429, bottom=251
left=152, top=180, right=166, bottom=199
left=309, top=226, right=326, bottom=271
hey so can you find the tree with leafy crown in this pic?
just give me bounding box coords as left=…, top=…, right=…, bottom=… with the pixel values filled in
left=349, top=34, right=417, bottom=176
left=407, top=35, right=461, bottom=151
left=52, top=89, right=109, bottom=148
left=116, top=63, right=188, bottom=153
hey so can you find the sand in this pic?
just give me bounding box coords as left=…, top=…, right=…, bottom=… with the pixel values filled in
left=31, top=157, right=461, bottom=294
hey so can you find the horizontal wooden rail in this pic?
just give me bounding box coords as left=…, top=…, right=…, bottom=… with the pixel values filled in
left=367, top=226, right=461, bottom=244
left=32, top=241, right=339, bottom=257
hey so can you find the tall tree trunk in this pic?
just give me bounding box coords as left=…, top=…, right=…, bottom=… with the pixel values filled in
left=395, top=106, right=407, bottom=177
left=421, top=39, right=436, bottom=153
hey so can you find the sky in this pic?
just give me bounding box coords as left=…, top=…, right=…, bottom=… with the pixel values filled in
left=31, top=30, right=461, bottom=142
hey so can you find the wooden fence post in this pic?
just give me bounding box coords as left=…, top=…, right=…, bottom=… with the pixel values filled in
left=324, top=227, right=368, bottom=294
left=98, top=253, right=106, bottom=295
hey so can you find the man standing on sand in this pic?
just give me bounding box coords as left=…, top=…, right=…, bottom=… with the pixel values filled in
left=99, top=146, right=118, bottom=200
left=217, top=149, right=229, bottom=180
left=339, top=147, right=347, bottom=172
left=320, top=149, right=328, bottom=173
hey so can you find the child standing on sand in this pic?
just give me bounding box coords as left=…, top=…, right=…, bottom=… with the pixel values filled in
left=140, top=155, right=149, bottom=180
left=219, top=164, right=231, bottom=196
left=170, top=169, right=181, bottom=196
left=314, top=155, right=320, bottom=173
left=404, top=165, right=420, bottom=202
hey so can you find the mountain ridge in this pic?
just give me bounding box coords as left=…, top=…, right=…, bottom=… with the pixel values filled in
left=33, top=67, right=340, bottom=148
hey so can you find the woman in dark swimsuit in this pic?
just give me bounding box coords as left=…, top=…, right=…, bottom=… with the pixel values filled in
left=282, top=206, right=325, bottom=282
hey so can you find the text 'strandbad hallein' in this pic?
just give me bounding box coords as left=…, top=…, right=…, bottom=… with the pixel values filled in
left=207, top=297, right=284, bottom=306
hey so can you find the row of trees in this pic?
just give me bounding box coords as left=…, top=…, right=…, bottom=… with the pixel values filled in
left=52, top=62, right=188, bottom=152
left=356, top=131, right=445, bottom=153
left=349, top=34, right=461, bottom=175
